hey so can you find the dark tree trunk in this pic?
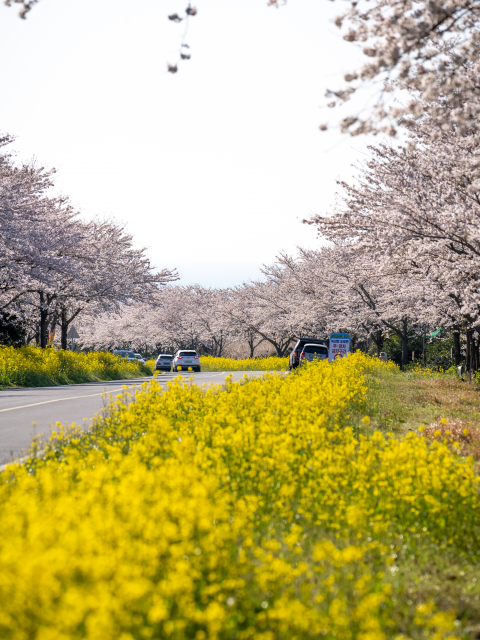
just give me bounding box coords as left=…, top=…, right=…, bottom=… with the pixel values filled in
left=370, top=330, right=384, bottom=352
left=466, top=329, right=471, bottom=372
left=268, top=340, right=287, bottom=357
left=472, top=334, right=479, bottom=373
left=212, top=334, right=224, bottom=357
left=247, top=334, right=264, bottom=358
left=39, top=292, right=48, bottom=348
left=453, top=330, right=461, bottom=366
left=247, top=337, right=255, bottom=358
left=61, top=308, right=68, bottom=350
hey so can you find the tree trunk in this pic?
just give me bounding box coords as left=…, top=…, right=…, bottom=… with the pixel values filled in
left=247, top=335, right=265, bottom=358
left=466, top=329, right=471, bottom=373
left=61, top=308, right=68, bottom=350
left=401, top=319, right=409, bottom=368
left=39, top=292, right=48, bottom=349
left=472, top=334, right=479, bottom=373
left=370, top=330, right=384, bottom=352
left=453, top=330, right=461, bottom=366
left=271, top=341, right=285, bottom=357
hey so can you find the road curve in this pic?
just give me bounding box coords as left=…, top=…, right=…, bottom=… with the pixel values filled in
left=0, top=370, right=271, bottom=466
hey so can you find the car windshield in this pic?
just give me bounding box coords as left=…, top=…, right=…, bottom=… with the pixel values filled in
left=159, top=356, right=173, bottom=360
left=299, top=341, right=324, bottom=349
left=179, top=351, right=197, bottom=356
left=304, top=345, right=328, bottom=354
left=134, top=354, right=142, bottom=358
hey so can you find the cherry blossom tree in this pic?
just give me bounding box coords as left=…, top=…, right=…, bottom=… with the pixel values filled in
left=307, top=108, right=480, bottom=367
left=0, top=135, right=177, bottom=348
left=80, top=285, right=237, bottom=355
left=318, top=1, right=480, bottom=136
left=259, top=246, right=438, bottom=366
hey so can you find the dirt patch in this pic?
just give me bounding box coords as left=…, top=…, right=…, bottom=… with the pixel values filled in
left=422, top=417, right=480, bottom=461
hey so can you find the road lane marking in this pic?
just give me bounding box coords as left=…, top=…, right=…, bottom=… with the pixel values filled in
left=0, top=387, right=133, bottom=413
left=0, top=372, right=234, bottom=414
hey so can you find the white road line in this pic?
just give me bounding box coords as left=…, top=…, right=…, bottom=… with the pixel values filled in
left=0, top=387, right=133, bottom=413
left=0, top=372, right=231, bottom=414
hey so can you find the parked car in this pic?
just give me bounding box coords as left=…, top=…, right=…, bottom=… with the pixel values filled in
left=155, top=354, right=174, bottom=371
left=113, top=349, right=136, bottom=361
left=172, top=350, right=201, bottom=372
left=299, top=343, right=329, bottom=365
left=134, top=353, right=146, bottom=365
left=289, top=337, right=327, bottom=370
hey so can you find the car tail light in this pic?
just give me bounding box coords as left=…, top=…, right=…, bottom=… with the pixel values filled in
left=294, top=350, right=298, bottom=357
left=300, top=351, right=305, bottom=359
left=194, top=356, right=199, bottom=359
left=177, top=356, right=183, bottom=359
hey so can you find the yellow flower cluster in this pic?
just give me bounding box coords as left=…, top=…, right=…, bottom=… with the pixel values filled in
left=0, top=345, right=149, bottom=387
left=404, top=363, right=446, bottom=378
left=145, top=356, right=287, bottom=372
left=197, top=355, right=289, bottom=371
left=0, top=353, right=477, bottom=639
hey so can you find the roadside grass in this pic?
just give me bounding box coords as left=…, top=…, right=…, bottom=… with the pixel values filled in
left=353, top=364, right=480, bottom=462
left=345, top=363, right=480, bottom=636
left=0, top=354, right=479, bottom=639
left=0, top=345, right=152, bottom=388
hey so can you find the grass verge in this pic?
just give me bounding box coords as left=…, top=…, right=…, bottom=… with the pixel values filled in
left=355, top=363, right=480, bottom=462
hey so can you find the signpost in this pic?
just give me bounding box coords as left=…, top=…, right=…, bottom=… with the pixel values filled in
left=67, top=326, right=79, bottom=351
left=328, top=333, right=350, bottom=362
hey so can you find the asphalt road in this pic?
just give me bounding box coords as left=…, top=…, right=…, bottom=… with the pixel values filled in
left=0, top=370, right=268, bottom=466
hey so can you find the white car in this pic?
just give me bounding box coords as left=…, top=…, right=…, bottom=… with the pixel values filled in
left=299, top=343, right=329, bottom=364
left=172, top=349, right=201, bottom=372
left=134, top=353, right=146, bottom=365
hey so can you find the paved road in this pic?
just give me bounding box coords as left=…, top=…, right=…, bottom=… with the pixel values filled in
left=0, top=370, right=268, bottom=466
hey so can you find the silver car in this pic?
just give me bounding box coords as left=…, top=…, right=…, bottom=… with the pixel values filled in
left=155, top=354, right=174, bottom=371
left=134, top=353, right=146, bottom=365
left=299, top=343, right=328, bottom=364
left=172, top=349, right=201, bottom=372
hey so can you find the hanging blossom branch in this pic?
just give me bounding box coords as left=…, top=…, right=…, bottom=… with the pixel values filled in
left=4, top=0, right=40, bottom=19
left=167, top=5, right=198, bottom=74
left=7, top=0, right=480, bottom=136
left=323, top=0, right=480, bottom=136
left=268, top=0, right=480, bottom=137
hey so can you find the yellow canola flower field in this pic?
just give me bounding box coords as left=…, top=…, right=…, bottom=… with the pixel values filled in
left=0, top=345, right=150, bottom=387
left=198, top=355, right=289, bottom=371
left=145, top=356, right=288, bottom=372
left=0, top=353, right=478, bottom=640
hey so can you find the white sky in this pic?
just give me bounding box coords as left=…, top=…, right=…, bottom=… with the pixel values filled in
left=0, top=0, right=373, bottom=287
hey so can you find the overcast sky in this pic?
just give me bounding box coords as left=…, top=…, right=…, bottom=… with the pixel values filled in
left=0, top=0, right=373, bottom=287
